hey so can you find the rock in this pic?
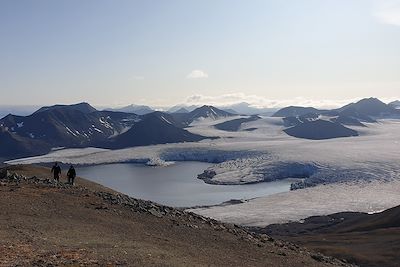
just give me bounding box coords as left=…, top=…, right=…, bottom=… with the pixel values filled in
left=149, top=208, right=163, bottom=218
left=0, top=168, right=7, bottom=179
left=197, top=170, right=216, bottom=180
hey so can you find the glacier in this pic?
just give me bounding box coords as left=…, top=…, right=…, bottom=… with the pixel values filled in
left=6, top=116, right=400, bottom=225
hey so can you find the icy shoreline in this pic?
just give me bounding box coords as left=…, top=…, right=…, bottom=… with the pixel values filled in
left=188, top=179, right=400, bottom=227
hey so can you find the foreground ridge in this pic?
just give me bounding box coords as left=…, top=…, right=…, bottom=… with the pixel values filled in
left=0, top=165, right=350, bottom=267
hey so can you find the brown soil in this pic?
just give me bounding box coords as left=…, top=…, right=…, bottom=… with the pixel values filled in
left=254, top=209, right=400, bottom=267
left=0, top=165, right=349, bottom=267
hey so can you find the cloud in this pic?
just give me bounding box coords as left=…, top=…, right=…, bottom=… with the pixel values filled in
left=374, top=0, right=400, bottom=26
left=187, top=70, right=208, bottom=79
left=132, top=75, right=144, bottom=80
left=184, top=93, right=378, bottom=109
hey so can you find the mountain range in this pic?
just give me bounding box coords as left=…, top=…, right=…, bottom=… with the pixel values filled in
left=0, top=103, right=234, bottom=159
left=165, top=102, right=278, bottom=116
left=274, top=98, right=400, bottom=140
left=1, top=97, right=399, bottom=159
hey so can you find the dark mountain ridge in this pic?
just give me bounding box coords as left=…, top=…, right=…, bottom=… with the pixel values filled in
left=274, top=98, right=399, bottom=122
left=106, top=112, right=206, bottom=149
left=275, top=98, right=399, bottom=139
left=0, top=103, right=227, bottom=159
left=272, top=106, right=322, bottom=118
left=34, top=102, right=97, bottom=115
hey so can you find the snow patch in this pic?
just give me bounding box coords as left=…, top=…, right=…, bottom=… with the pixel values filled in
left=65, top=126, right=78, bottom=137
left=160, top=116, right=172, bottom=124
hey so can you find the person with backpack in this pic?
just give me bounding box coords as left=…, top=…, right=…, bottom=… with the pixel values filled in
left=67, top=165, right=76, bottom=185
left=51, top=162, right=62, bottom=182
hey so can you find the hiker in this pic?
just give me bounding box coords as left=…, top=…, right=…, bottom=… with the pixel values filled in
left=67, top=165, right=76, bottom=185
left=51, top=162, right=62, bottom=182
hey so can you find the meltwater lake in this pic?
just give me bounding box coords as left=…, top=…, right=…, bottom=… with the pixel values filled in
left=77, top=162, right=293, bottom=207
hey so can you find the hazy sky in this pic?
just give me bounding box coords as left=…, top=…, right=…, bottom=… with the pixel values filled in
left=0, top=0, right=399, bottom=108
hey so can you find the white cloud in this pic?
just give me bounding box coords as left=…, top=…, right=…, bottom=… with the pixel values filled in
left=184, top=93, right=386, bottom=109
left=374, top=0, right=400, bottom=26
left=187, top=70, right=208, bottom=79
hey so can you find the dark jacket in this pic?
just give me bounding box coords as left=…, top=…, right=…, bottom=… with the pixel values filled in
left=67, top=167, right=76, bottom=178
left=51, top=165, right=61, bottom=178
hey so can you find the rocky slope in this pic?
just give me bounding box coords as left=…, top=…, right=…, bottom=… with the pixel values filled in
left=0, top=165, right=349, bottom=267
left=251, top=207, right=400, bottom=267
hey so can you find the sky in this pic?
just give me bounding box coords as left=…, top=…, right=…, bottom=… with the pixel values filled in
left=0, top=0, right=399, bottom=108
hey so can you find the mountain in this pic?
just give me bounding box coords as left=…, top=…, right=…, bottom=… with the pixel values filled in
left=0, top=127, right=50, bottom=158
left=106, top=104, right=154, bottom=115
left=107, top=112, right=206, bottom=149
left=389, top=100, right=400, bottom=109
left=34, top=102, right=97, bottom=115
left=214, top=115, right=261, bottom=131
left=173, top=107, right=189, bottom=113
left=331, top=115, right=366, bottom=127
left=275, top=98, right=399, bottom=133
left=334, top=97, right=397, bottom=118
left=0, top=109, right=138, bottom=147
left=184, top=105, right=234, bottom=123
left=0, top=103, right=213, bottom=158
left=0, top=105, right=40, bottom=120
left=284, top=120, right=358, bottom=140
left=221, top=108, right=239, bottom=114
left=282, top=113, right=319, bottom=127
left=0, top=106, right=139, bottom=158
left=167, top=105, right=199, bottom=113
left=272, top=106, right=322, bottom=117
left=168, top=103, right=278, bottom=115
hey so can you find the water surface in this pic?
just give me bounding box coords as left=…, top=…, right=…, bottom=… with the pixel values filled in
left=77, top=162, right=292, bottom=207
